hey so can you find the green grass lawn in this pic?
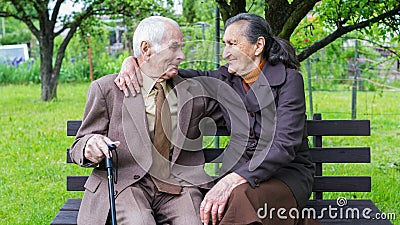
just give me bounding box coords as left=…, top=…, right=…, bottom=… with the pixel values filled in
left=0, top=83, right=399, bottom=224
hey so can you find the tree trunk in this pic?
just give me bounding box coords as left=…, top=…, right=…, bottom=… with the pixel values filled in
left=39, top=36, right=58, bottom=101
left=264, top=0, right=290, bottom=36
left=216, top=0, right=246, bottom=23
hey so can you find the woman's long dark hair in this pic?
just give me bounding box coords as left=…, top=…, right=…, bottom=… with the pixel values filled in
left=225, top=13, right=300, bottom=70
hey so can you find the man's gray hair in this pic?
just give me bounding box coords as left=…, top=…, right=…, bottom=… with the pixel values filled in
left=132, top=16, right=180, bottom=58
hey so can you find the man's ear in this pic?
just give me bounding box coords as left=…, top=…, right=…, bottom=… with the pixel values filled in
left=140, top=41, right=151, bottom=61
left=254, top=37, right=265, bottom=57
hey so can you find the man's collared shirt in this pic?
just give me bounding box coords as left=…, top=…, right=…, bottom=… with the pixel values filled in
left=141, top=73, right=177, bottom=148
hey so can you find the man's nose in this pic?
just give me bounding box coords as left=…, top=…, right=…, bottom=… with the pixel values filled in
left=222, top=46, right=230, bottom=59
left=177, top=49, right=185, bottom=62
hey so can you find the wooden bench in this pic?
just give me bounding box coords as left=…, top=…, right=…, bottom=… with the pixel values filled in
left=51, top=114, right=393, bottom=225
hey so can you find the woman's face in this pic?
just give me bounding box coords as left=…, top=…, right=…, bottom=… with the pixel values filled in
left=222, top=21, right=260, bottom=76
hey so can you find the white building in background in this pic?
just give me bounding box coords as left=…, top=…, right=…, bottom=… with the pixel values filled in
left=0, top=44, right=29, bottom=63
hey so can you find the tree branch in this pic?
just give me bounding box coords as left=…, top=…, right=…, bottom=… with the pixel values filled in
left=297, top=5, right=400, bottom=62
left=54, top=0, right=103, bottom=37
left=54, top=26, right=68, bottom=37
left=31, top=0, right=45, bottom=15
left=50, top=0, right=64, bottom=28
left=8, top=0, right=40, bottom=37
left=216, top=0, right=231, bottom=23
left=216, top=0, right=246, bottom=23
left=247, top=0, right=256, bottom=12
left=278, top=0, right=319, bottom=39
left=54, top=4, right=97, bottom=76
left=265, top=0, right=290, bottom=35
left=345, top=36, right=400, bottom=58
left=0, top=11, right=20, bottom=19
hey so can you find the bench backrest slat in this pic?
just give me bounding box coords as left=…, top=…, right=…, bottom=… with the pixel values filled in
left=67, top=147, right=370, bottom=164
left=67, top=120, right=82, bottom=136
left=313, top=176, right=371, bottom=192
left=309, top=147, right=370, bottom=163
left=67, top=176, right=87, bottom=191
left=307, top=120, right=370, bottom=136
left=202, top=148, right=371, bottom=163
left=67, top=120, right=371, bottom=137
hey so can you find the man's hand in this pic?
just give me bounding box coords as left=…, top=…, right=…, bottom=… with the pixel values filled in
left=114, top=56, right=143, bottom=97
left=84, top=134, right=120, bottom=164
left=200, top=173, right=247, bottom=225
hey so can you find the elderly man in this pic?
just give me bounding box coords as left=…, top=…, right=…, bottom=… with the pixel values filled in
left=70, top=16, right=220, bottom=225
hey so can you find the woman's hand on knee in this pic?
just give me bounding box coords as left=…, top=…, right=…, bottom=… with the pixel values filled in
left=200, top=173, right=247, bottom=225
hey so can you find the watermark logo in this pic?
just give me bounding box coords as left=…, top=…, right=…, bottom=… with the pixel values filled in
left=336, top=196, right=347, bottom=207
left=257, top=197, right=396, bottom=221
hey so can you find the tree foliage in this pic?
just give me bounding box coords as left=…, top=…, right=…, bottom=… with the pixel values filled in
left=0, top=0, right=174, bottom=101
left=182, top=0, right=216, bottom=24
left=215, top=0, right=400, bottom=61
left=0, top=17, right=32, bottom=45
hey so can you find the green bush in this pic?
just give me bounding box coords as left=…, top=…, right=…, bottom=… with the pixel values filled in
left=0, top=59, right=40, bottom=84
left=0, top=17, right=32, bottom=45
left=0, top=46, right=129, bottom=84
left=0, top=30, right=31, bottom=45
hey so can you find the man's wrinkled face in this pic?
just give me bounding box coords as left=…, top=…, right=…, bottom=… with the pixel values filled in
left=149, top=25, right=185, bottom=81
left=222, top=21, right=258, bottom=76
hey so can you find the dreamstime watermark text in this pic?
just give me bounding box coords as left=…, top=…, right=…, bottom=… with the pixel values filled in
left=257, top=197, right=396, bottom=221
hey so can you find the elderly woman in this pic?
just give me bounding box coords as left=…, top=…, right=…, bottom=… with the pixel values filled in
left=115, top=13, right=318, bottom=225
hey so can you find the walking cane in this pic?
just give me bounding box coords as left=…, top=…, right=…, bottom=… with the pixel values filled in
left=106, top=143, right=117, bottom=225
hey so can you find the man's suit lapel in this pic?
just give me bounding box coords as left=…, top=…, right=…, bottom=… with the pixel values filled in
left=122, top=95, right=153, bottom=171
left=170, top=76, right=193, bottom=163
